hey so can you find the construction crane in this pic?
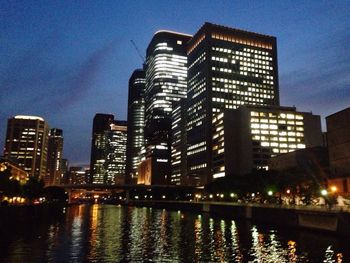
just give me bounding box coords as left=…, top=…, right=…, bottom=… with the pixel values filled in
left=130, top=40, right=145, bottom=64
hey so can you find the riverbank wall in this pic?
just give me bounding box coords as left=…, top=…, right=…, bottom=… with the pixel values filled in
left=126, top=200, right=350, bottom=236
left=0, top=203, right=65, bottom=225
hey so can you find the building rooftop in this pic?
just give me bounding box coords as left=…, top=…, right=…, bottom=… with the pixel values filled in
left=14, top=115, right=44, bottom=121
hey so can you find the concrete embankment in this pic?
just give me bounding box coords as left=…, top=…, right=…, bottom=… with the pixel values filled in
left=0, top=203, right=65, bottom=225
left=126, top=200, right=350, bottom=236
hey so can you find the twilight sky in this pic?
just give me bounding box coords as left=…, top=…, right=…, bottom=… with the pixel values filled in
left=1, top=1, right=349, bottom=166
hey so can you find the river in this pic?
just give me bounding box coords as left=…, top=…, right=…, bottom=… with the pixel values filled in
left=0, top=204, right=348, bottom=262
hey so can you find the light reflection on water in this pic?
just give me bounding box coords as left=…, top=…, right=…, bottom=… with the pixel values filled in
left=0, top=204, right=347, bottom=262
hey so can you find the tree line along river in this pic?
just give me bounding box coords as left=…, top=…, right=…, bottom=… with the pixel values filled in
left=0, top=204, right=348, bottom=262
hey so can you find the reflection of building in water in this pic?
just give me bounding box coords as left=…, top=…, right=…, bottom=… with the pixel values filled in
left=137, top=158, right=152, bottom=185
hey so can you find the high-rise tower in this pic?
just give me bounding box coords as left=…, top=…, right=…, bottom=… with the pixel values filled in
left=90, top=113, right=114, bottom=184
left=141, top=30, right=191, bottom=184
left=105, top=120, right=127, bottom=184
left=186, top=23, right=279, bottom=185
left=4, top=115, right=49, bottom=179
left=125, top=69, right=146, bottom=184
left=46, top=128, right=63, bottom=186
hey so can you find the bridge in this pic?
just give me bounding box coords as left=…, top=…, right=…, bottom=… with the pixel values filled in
left=57, top=184, right=200, bottom=204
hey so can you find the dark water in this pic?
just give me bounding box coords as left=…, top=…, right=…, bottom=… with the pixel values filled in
left=0, top=204, right=348, bottom=262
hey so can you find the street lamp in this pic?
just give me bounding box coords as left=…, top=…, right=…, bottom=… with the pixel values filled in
left=330, top=186, right=337, bottom=193
left=268, top=190, right=273, bottom=196
left=321, top=189, right=328, bottom=196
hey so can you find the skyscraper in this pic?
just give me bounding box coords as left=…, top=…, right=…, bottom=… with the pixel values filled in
left=90, top=113, right=114, bottom=184
left=186, top=22, right=279, bottom=185
left=141, top=30, right=191, bottom=184
left=45, top=128, right=63, bottom=186
left=105, top=121, right=127, bottom=184
left=125, top=69, right=146, bottom=184
left=4, top=115, right=49, bottom=179
left=170, top=99, right=188, bottom=185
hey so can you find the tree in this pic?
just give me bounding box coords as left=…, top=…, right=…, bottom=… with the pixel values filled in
left=22, top=177, right=44, bottom=201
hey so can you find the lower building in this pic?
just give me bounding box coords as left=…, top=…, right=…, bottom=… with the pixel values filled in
left=212, top=105, right=323, bottom=177
left=326, top=107, right=350, bottom=178
left=268, top=146, right=329, bottom=179
left=0, top=157, right=29, bottom=184
left=69, top=167, right=88, bottom=185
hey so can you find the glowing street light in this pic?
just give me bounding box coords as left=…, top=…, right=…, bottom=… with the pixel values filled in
left=230, top=193, right=235, bottom=198
left=321, top=189, right=328, bottom=196
left=286, top=189, right=291, bottom=194
left=209, top=194, right=213, bottom=199
left=268, top=190, right=273, bottom=196
left=220, top=194, right=224, bottom=198
left=330, top=186, right=337, bottom=193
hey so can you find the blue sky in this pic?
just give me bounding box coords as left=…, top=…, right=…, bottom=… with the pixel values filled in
left=1, top=0, right=349, bottom=166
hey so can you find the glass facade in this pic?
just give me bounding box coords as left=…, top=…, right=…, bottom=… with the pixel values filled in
left=144, top=31, right=191, bottom=184
left=125, top=69, right=146, bottom=184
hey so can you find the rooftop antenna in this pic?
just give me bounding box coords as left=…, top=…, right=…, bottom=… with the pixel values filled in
left=130, top=40, right=145, bottom=65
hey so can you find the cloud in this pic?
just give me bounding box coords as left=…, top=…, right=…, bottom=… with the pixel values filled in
left=280, top=31, right=350, bottom=114
left=0, top=39, right=119, bottom=114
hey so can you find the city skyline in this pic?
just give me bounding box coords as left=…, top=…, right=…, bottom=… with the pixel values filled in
left=1, top=1, right=349, bottom=165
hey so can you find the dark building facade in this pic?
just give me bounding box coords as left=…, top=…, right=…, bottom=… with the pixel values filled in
left=186, top=22, right=280, bottom=185
left=45, top=128, right=63, bottom=186
left=4, top=115, right=49, bottom=179
left=125, top=69, right=146, bottom=184
left=170, top=99, right=188, bottom=185
left=90, top=113, right=114, bottom=184
left=142, top=30, right=191, bottom=185
left=326, top=107, right=350, bottom=178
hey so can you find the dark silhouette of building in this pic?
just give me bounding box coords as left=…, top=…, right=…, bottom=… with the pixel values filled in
left=326, top=107, right=350, bottom=177
left=125, top=69, right=146, bottom=184
left=4, top=115, right=49, bottom=179
left=186, top=22, right=280, bottom=185
left=45, top=128, right=63, bottom=186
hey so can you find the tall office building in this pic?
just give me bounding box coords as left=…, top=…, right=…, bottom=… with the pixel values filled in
left=170, top=99, right=188, bottom=185
left=4, top=115, right=49, bottom=179
left=141, top=30, right=191, bottom=184
left=45, top=128, right=63, bottom=186
left=125, top=69, right=146, bottom=184
left=90, top=113, right=114, bottom=184
left=186, top=23, right=279, bottom=185
left=105, top=121, right=127, bottom=184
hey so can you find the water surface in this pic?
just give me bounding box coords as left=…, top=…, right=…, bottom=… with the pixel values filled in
left=0, top=204, right=348, bottom=262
